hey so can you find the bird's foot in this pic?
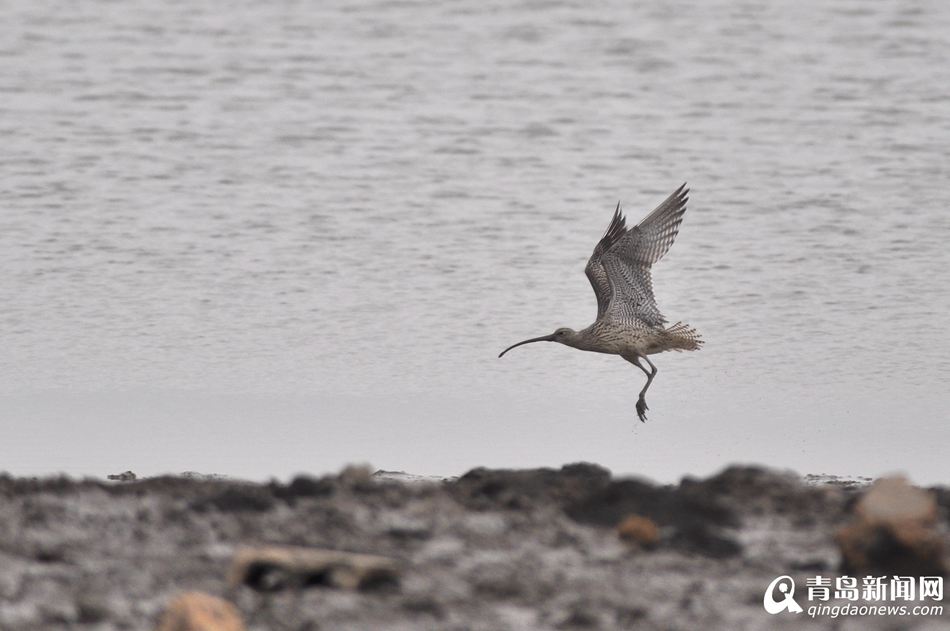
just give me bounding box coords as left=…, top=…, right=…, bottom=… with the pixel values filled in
left=636, top=397, right=649, bottom=423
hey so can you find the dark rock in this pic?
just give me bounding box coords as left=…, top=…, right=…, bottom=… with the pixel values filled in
left=565, top=477, right=741, bottom=558
left=681, top=465, right=832, bottom=518
left=286, top=475, right=335, bottom=498
left=229, top=545, right=400, bottom=592
left=189, top=485, right=276, bottom=513
left=566, top=478, right=736, bottom=527
left=268, top=476, right=336, bottom=505
left=113, top=475, right=221, bottom=497
left=0, top=475, right=86, bottom=496
left=451, top=462, right=611, bottom=511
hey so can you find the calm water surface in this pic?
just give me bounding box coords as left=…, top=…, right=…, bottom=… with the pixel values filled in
left=2, top=0, right=949, bottom=483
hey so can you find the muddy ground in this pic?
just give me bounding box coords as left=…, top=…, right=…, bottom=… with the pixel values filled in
left=0, top=465, right=947, bottom=630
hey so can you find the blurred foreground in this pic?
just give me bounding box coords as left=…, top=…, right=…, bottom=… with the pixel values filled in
left=0, top=465, right=946, bottom=630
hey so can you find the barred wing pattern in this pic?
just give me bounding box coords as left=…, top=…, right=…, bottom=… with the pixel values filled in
left=584, top=202, right=625, bottom=319
left=585, top=184, right=689, bottom=327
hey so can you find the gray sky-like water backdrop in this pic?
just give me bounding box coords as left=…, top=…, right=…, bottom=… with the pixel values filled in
left=3, top=0, right=949, bottom=483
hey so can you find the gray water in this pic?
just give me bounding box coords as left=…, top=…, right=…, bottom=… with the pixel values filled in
left=3, top=0, right=949, bottom=484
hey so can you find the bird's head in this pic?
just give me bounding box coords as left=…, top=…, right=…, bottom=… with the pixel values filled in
left=498, top=327, right=578, bottom=358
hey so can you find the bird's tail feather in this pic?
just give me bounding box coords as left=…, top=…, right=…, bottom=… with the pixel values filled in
left=663, top=322, right=703, bottom=352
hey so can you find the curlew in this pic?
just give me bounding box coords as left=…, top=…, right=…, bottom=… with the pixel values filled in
left=499, top=184, right=702, bottom=422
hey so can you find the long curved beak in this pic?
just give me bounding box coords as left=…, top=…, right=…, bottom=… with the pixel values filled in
left=498, top=334, right=554, bottom=358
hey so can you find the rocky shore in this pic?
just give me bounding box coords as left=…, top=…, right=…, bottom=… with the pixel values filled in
left=0, top=465, right=946, bottom=630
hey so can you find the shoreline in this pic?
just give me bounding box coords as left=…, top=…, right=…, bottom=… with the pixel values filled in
left=1, top=464, right=946, bottom=629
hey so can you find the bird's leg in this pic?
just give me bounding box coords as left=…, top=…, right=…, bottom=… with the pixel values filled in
left=628, top=356, right=658, bottom=422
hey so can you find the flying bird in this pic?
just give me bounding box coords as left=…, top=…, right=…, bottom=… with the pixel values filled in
left=499, top=184, right=702, bottom=422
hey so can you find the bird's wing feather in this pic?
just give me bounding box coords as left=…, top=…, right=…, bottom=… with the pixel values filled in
left=585, top=202, right=626, bottom=319
left=598, top=184, right=689, bottom=326
left=620, top=183, right=689, bottom=266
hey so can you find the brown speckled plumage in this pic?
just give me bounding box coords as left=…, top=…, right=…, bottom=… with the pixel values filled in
left=499, top=184, right=703, bottom=422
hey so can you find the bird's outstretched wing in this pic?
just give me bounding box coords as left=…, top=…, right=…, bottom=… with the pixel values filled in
left=584, top=201, right=626, bottom=319
left=585, top=184, right=689, bottom=326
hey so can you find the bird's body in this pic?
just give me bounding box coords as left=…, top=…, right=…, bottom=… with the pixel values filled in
left=499, top=184, right=702, bottom=422
left=564, top=320, right=701, bottom=357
